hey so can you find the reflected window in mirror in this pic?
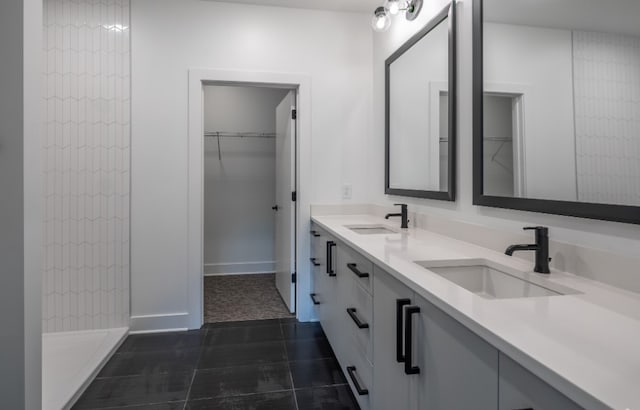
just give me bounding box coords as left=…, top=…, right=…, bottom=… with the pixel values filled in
left=386, top=1, right=456, bottom=201
left=473, top=0, right=640, bottom=224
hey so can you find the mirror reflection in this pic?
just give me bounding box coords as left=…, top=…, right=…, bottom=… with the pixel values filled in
left=483, top=0, right=640, bottom=207
left=386, top=5, right=454, bottom=200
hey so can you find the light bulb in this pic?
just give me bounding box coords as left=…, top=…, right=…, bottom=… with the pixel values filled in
left=385, top=0, right=401, bottom=15
left=371, top=6, right=391, bottom=32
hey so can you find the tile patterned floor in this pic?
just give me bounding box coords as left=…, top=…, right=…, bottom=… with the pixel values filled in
left=204, top=274, right=295, bottom=323
left=72, top=319, right=360, bottom=410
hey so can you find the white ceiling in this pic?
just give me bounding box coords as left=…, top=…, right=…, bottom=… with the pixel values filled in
left=485, top=0, right=640, bottom=36
left=205, top=0, right=379, bottom=13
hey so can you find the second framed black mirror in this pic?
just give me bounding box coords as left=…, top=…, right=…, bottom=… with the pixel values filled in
left=385, top=1, right=457, bottom=201
left=473, top=0, right=640, bottom=224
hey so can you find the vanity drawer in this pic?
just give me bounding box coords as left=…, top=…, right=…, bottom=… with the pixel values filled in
left=337, top=244, right=374, bottom=294
left=342, top=342, right=373, bottom=410
left=341, top=277, right=373, bottom=364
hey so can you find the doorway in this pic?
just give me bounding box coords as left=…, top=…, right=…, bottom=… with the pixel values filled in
left=187, top=69, right=313, bottom=330
left=201, top=85, right=296, bottom=323
left=482, top=91, right=525, bottom=197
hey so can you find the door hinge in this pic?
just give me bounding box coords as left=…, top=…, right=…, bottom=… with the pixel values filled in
left=291, top=191, right=297, bottom=202
left=291, top=273, right=297, bottom=283
left=291, top=109, right=297, bottom=120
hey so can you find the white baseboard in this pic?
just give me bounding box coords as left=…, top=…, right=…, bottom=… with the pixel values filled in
left=204, top=271, right=275, bottom=277
left=130, top=312, right=190, bottom=333
left=204, top=261, right=275, bottom=276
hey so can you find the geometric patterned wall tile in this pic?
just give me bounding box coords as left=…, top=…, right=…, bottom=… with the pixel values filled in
left=43, top=0, right=130, bottom=332
left=573, top=30, right=640, bottom=206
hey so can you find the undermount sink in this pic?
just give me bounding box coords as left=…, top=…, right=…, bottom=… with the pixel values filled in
left=415, top=259, right=578, bottom=299
left=346, top=225, right=398, bottom=235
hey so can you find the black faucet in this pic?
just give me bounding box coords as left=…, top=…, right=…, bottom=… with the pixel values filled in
left=505, top=226, right=551, bottom=274
left=385, top=203, right=409, bottom=229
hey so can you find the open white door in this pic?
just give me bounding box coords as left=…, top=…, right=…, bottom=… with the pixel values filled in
left=274, top=90, right=296, bottom=313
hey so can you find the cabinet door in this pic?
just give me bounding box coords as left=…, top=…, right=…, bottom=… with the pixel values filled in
left=319, top=237, right=341, bottom=357
left=372, top=266, right=414, bottom=410
left=409, top=294, right=499, bottom=410
left=499, top=353, right=583, bottom=410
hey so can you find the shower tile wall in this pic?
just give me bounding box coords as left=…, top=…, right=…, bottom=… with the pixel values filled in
left=43, top=0, right=130, bottom=332
left=573, top=30, right=640, bottom=206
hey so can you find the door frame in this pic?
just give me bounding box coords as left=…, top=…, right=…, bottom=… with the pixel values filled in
left=187, top=69, right=311, bottom=329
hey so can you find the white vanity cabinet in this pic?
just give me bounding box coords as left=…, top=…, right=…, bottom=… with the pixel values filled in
left=498, top=354, right=582, bottom=410
left=372, top=265, right=498, bottom=410
left=310, top=225, right=373, bottom=409
left=309, top=221, right=582, bottom=410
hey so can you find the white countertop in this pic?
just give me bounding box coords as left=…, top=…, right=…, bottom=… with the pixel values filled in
left=312, top=214, right=640, bottom=410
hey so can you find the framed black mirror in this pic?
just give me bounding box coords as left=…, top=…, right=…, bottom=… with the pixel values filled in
left=473, top=0, right=640, bottom=224
left=385, top=2, right=456, bottom=200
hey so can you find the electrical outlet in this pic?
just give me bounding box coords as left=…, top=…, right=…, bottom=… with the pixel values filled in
left=342, top=184, right=352, bottom=200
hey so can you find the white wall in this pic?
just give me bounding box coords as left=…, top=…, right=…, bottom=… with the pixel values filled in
left=0, top=0, right=42, bottom=407
left=131, top=0, right=372, bottom=328
left=370, top=0, right=640, bottom=279
left=389, top=19, right=449, bottom=191
left=203, top=86, right=286, bottom=274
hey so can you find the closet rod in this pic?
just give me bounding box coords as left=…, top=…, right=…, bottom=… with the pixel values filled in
left=204, top=131, right=276, bottom=139
left=439, top=136, right=512, bottom=142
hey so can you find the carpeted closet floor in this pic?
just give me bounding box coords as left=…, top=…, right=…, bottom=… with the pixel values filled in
left=204, top=273, right=294, bottom=323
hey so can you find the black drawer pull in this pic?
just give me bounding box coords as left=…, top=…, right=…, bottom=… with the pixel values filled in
left=310, top=257, right=320, bottom=267
left=310, top=230, right=320, bottom=237
left=310, top=293, right=320, bottom=305
left=404, top=305, right=420, bottom=375
left=346, top=366, right=369, bottom=396
left=326, top=241, right=336, bottom=277
left=346, top=308, right=369, bottom=329
left=347, top=263, right=369, bottom=278
left=396, top=298, right=411, bottom=363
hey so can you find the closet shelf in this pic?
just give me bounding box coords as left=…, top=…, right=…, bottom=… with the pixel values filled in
left=205, top=131, right=276, bottom=160
left=204, top=131, right=276, bottom=138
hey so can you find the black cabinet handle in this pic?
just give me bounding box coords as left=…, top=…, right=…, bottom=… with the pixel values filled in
left=326, top=241, right=336, bottom=277
left=396, top=298, right=411, bottom=363
left=272, top=205, right=279, bottom=211
left=346, top=308, right=369, bottom=329
left=310, top=293, right=320, bottom=305
left=310, top=258, right=320, bottom=267
left=404, top=305, right=421, bottom=375
left=347, top=263, right=369, bottom=278
left=310, top=230, right=320, bottom=237
left=346, top=366, right=369, bottom=396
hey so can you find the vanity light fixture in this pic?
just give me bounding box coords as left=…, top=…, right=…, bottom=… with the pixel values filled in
left=385, top=0, right=402, bottom=15
left=372, top=6, right=392, bottom=32
left=371, top=0, right=423, bottom=31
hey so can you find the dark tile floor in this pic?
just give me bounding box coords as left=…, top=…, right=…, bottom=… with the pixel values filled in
left=72, top=318, right=360, bottom=410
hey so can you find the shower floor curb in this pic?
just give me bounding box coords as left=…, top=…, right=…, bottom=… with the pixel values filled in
left=42, top=327, right=129, bottom=410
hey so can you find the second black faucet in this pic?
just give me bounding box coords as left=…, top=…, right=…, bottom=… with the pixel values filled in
left=385, top=203, right=409, bottom=229
left=505, top=226, right=551, bottom=273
